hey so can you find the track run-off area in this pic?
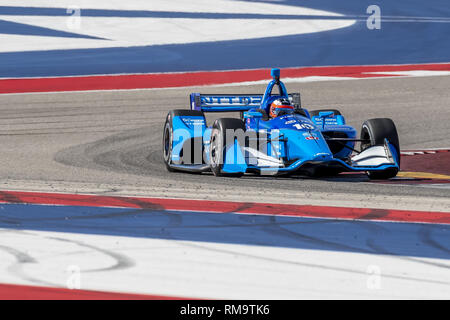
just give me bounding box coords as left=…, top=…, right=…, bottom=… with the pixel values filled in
left=0, top=0, right=449, bottom=299
left=0, top=75, right=449, bottom=299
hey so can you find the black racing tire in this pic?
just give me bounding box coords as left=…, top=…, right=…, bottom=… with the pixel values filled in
left=162, top=109, right=205, bottom=172
left=360, top=118, right=400, bottom=179
left=210, top=118, right=246, bottom=177
left=309, top=109, right=342, bottom=117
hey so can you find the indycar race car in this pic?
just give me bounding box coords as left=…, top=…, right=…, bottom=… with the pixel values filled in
left=162, top=68, right=400, bottom=179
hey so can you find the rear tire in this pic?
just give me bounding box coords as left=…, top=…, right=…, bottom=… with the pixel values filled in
left=162, top=109, right=205, bottom=172
left=210, top=118, right=246, bottom=177
left=360, top=118, right=400, bottom=179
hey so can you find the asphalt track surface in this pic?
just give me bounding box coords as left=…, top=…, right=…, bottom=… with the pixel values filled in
left=0, top=76, right=450, bottom=210
left=0, top=75, right=450, bottom=299
left=0, top=75, right=449, bottom=210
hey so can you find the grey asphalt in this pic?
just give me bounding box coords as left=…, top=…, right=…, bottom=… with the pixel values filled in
left=0, top=76, right=449, bottom=204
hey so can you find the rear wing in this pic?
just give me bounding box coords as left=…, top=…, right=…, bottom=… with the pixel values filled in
left=190, top=93, right=301, bottom=112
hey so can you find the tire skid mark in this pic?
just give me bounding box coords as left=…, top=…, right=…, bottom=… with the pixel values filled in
left=0, top=108, right=159, bottom=121
left=0, top=245, right=36, bottom=264
left=0, top=129, right=126, bottom=136
left=0, top=243, right=55, bottom=287
left=0, top=98, right=167, bottom=110
left=0, top=105, right=163, bottom=116
left=351, top=219, right=389, bottom=234
left=357, top=209, right=391, bottom=221
left=0, top=230, right=135, bottom=286
left=0, top=191, right=161, bottom=211
left=1, top=190, right=450, bottom=225
left=47, top=236, right=135, bottom=273
left=175, top=240, right=450, bottom=287
left=418, top=225, right=450, bottom=255
left=247, top=214, right=450, bottom=274
left=0, top=195, right=182, bottom=235
left=259, top=215, right=376, bottom=255
left=357, top=218, right=450, bottom=270
left=0, top=122, right=152, bottom=133
left=17, top=215, right=318, bottom=231
left=366, top=238, right=450, bottom=270
left=0, top=191, right=23, bottom=204
left=0, top=208, right=149, bottom=223
left=128, top=212, right=388, bottom=286
left=50, top=115, right=450, bottom=203
left=0, top=198, right=449, bottom=289
left=0, top=117, right=158, bottom=126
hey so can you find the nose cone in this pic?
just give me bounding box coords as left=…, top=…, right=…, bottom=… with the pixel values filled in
left=312, top=152, right=333, bottom=162
left=280, top=129, right=333, bottom=162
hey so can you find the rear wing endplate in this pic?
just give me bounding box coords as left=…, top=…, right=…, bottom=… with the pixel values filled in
left=190, top=93, right=301, bottom=112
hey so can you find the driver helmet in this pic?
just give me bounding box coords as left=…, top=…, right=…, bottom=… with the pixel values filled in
left=269, top=98, right=294, bottom=118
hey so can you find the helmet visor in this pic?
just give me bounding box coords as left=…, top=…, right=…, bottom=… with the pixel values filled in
left=271, top=105, right=294, bottom=117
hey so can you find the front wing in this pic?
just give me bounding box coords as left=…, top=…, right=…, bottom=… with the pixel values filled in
left=168, top=139, right=399, bottom=176
left=221, top=139, right=399, bottom=175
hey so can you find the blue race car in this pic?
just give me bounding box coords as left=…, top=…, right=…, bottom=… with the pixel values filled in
left=162, top=68, right=400, bottom=179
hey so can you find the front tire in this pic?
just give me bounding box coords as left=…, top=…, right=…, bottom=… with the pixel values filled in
left=360, top=118, right=400, bottom=179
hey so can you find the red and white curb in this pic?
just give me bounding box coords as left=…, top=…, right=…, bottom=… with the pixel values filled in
left=0, top=190, right=449, bottom=300
left=401, top=149, right=450, bottom=156
left=0, top=283, right=188, bottom=300
left=1, top=63, right=449, bottom=94
left=0, top=190, right=449, bottom=225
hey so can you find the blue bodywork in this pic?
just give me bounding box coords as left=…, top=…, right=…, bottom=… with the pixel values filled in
left=168, top=68, right=399, bottom=176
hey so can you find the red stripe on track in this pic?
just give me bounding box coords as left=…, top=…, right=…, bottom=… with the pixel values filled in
left=402, top=149, right=450, bottom=156
left=401, top=151, right=450, bottom=176
left=1, top=63, right=449, bottom=94
left=0, top=190, right=449, bottom=225
left=0, top=283, right=187, bottom=300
